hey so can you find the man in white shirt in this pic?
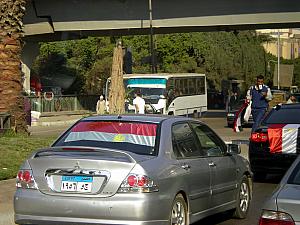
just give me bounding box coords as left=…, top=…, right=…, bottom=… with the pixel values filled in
left=133, top=91, right=145, bottom=114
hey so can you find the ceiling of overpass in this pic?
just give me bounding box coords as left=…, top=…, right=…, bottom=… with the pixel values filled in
left=23, top=0, right=300, bottom=42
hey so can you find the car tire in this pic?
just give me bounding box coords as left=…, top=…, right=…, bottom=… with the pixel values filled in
left=233, top=175, right=251, bottom=219
left=169, top=194, right=188, bottom=225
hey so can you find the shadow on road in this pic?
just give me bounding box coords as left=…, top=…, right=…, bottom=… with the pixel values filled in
left=254, top=174, right=283, bottom=184
left=201, top=110, right=226, bottom=118
left=194, top=211, right=235, bottom=225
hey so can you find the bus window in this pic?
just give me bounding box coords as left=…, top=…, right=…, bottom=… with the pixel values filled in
left=166, top=78, right=175, bottom=107
left=189, top=78, right=196, bottom=95
left=196, top=77, right=205, bottom=95
left=175, top=78, right=181, bottom=95
left=182, top=79, right=188, bottom=95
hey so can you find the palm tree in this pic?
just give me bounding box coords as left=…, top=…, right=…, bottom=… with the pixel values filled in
left=0, top=0, right=28, bottom=133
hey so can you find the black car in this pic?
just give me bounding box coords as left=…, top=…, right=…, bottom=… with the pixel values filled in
left=249, top=103, right=300, bottom=180
left=227, top=99, right=253, bottom=128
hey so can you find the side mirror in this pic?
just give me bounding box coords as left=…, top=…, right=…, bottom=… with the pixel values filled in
left=226, top=144, right=241, bottom=155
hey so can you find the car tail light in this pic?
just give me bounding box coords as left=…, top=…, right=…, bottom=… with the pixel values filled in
left=16, top=169, right=38, bottom=189
left=250, top=132, right=268, bottom=143
left=259, top=210, right=295, bottom=225
left=118, top=173, right=159, bottom=193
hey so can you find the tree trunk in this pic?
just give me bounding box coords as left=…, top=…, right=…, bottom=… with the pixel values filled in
left=0, top=0, right=28, bottom=133
left=109, top=43, right=125, bottom=114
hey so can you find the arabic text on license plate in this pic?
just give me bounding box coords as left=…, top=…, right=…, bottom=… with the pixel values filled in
left=61, top=176, right=93, bottom=193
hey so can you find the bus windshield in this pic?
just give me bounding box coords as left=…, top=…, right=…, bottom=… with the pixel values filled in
left=128, top=87, right=165, bottom=98
left=125, top=78, right=167, bottom=105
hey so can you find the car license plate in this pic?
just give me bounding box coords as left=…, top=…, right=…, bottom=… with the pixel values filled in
left=61, top=176, right=93, bottom=193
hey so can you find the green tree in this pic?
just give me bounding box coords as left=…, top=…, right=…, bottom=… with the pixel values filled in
left=34, top=31, right=288, bottom=95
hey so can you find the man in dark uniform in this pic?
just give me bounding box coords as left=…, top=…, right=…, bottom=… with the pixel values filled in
left=246, top=75, right=272, bottom=132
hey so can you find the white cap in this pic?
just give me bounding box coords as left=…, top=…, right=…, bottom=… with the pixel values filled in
left=100, top=95, right=104, bottom=100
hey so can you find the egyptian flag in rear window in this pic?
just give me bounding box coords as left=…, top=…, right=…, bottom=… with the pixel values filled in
left=268, top=124, right=300, bottom=154
left=64, top=121, right=157, bottom=147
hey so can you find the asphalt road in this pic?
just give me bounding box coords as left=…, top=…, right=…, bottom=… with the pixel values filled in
left=0, top=116, right=279, bottom=225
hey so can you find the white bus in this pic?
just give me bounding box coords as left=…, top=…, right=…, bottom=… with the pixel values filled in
left=105, top=73, right=207, bottom=116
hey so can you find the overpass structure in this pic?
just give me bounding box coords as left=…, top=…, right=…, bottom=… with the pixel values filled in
left=21, top=0, right=300, bottom=92
left=24, top=0, right=300, bottom=41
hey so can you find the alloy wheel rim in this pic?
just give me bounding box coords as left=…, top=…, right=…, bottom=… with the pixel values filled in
left=239, top=182, right=249, bottom=212
left=171, top=201, right=186, bottom=225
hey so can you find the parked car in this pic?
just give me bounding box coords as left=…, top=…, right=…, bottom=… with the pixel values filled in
left=249, top=103, right=300, bottom=180
left=227, top=99, right=254, bottom=128
left=259, top=155, right=300, bottom=225
left=14, top=115, right=252, bottom=225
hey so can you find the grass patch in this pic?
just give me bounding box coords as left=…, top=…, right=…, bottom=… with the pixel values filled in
left=0, top=133, right=56, bottom=180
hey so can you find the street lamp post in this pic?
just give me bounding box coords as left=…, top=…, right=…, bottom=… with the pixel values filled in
left=277, top=30, right=280, bottom=90
left=148, top=0, right=155, bottom=73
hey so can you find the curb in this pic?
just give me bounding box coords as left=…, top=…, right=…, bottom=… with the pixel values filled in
left=31, top=119, right=79, bottom=127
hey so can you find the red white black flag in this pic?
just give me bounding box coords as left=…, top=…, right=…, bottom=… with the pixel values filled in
left=268, top=124, right=300, bottom=154
left=233, top=101, right=249, bottom=133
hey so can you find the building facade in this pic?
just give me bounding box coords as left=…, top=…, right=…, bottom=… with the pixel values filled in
left=257, top=29, right=300, bottom=59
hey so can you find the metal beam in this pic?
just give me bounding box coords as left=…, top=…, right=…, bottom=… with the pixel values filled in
left=23, top=0, right=300, bottom=40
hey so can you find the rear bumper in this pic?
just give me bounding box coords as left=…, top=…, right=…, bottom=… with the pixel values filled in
left=249, top=144, right=297, bottom=174
left=14, top=189, right=170, bottom=225
left=15, top=214, right=167, bottom=225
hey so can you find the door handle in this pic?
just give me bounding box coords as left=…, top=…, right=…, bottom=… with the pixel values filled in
left=181, top=164, right=191, bottom=170
left=209, top=162, right=216, bottom=167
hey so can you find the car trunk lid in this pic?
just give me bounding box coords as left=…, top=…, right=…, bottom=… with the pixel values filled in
left=28, top=146, right=145, bottom=197
left=277, top=184, right=300, bottom=222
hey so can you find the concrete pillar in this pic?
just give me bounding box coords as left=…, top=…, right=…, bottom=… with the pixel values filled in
left=21, top=41, right=40, bottom=94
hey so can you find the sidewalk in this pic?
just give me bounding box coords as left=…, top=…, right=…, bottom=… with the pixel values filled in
left=31, top=110, right=92, bottom=127
left=30, top=109, right=227, bottom=127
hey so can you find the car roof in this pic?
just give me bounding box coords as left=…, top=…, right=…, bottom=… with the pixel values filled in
left=80, top=114, right=194, bottom=124
left=274, top=103, right=300, bottom=109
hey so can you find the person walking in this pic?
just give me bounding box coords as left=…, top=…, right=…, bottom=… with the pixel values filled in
left=96, top=95, right=106, bottom=114
left=133, top=91, right=145, bottom=114
left=246, top=75, right=272, bottom=132
left=229, top=91, right=239, bottom=110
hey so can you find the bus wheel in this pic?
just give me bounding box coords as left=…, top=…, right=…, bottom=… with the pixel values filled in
left=193, top=110, right=198, bottom=118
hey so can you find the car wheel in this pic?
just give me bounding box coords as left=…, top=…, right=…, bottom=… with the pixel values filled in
left=170, top=194, right=188, bottom=225
left=233, top=176, right=251, bottom=219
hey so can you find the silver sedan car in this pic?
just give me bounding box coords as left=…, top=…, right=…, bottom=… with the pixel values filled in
left=259, top=155, right=300, bottom=225
left=14, top=115, right=252, bottom=225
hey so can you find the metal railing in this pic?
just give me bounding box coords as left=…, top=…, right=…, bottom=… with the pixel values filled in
left=28, top=95, right=99, bottom=113
left=0, top=112, right=11, bottom=130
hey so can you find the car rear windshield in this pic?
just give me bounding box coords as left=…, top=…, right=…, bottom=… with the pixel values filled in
left=262, top=108, right=300, bottom=124
left=53, top=121, right=159, bottom=156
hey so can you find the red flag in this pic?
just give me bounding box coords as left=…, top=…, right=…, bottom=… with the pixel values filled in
left=233, top=101, right=249, bottom=133
left=268, top=124, right=300, bottom=154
